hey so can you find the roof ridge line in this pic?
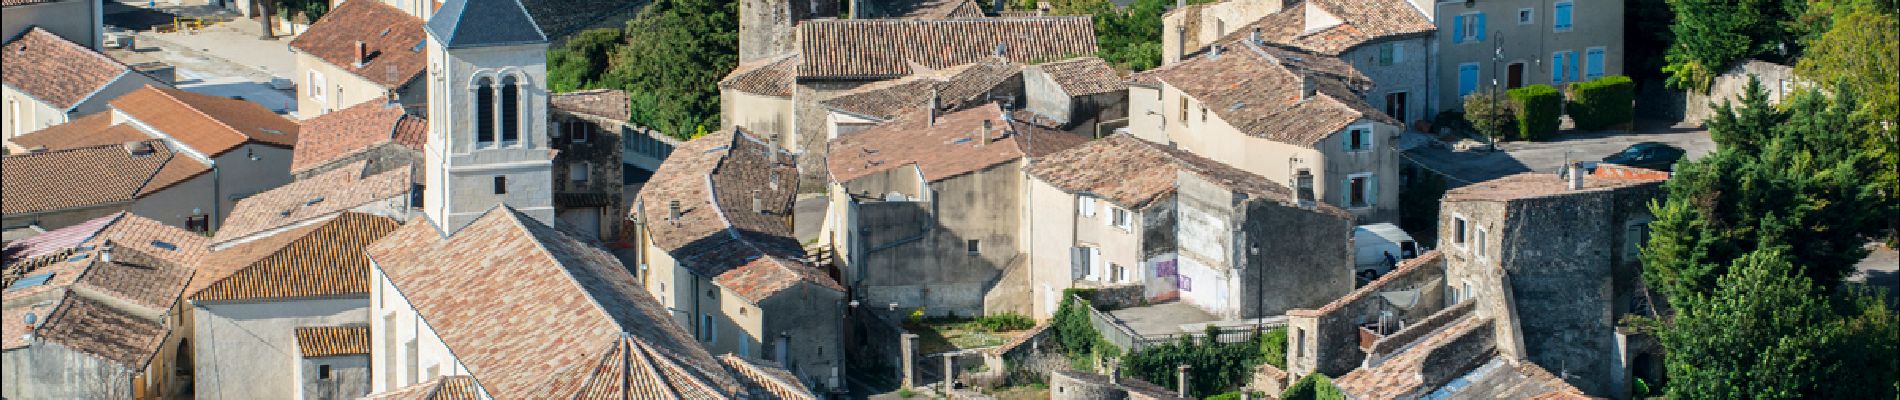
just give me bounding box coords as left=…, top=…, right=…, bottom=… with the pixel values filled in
left=496, top=207, right=632, bottom=356
left=150, top=87, right=252, bottom=147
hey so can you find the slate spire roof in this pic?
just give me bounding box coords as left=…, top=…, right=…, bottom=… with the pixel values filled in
left=426, top=0, right=547, bottom=48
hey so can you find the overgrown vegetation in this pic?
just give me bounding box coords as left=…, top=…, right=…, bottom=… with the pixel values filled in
left=1280, top=374, right=1345, bottom=400
left=972, top=313, right=1036, bottom=332
left=1639, top=79, right=1899, bottom=397
left=1505, top=84, right=1563, bottom=141
left=543, top=0, right=737, bottom=139
left=1121, top=326, right=1264, bottom=398
left=1567, top=75, right=1637, bottom=131
left=1461, top=91, right=1515, bottom=144
left=1050, top=289, right=1121, bottom=368
left=272, top=0, right=328, bottom=23
left=1259, top=326, right=1288, bottom=369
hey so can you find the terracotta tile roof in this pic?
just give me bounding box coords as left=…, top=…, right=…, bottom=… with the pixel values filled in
left=874, top=0, right=988, bottom=19
left=366, top=376, right=482, bottom=400
left=820, top=60, right=1022, bottom=121
left=1334, top=314, right=1492, bottom=399
left=637, top=129, right=842, bottom=301
left=74, top=245, right=194, bottom=311
left=1290, top=250, right=1441, bottom=317
left=551, top=89, right=632, bottom=121
left=2, top=140, right=205, bottom=215
left=110, top=86, right=301, bottom=157
left=1030, top=57, right=1125, bottom=96
left=188, top=222, right=326, bottom=298
left=366, top=207, right=745, bottom=398
left=719, top=54, right=800, bottom=97
left=637, top=128, right=800, bottom=257
left=193, top=212, right=399, bottom=302
left=289, top=0, right=426, bottom=88
left=6, top=113, right=148, bottom=151
left=290, top=98, right=424, bottom=174
left=828, top=103, right=1046, bottom=183
left=212, top=162, right=411, bottom=246
left=23, top=294, right=171, bottom=367
left=796, top=17, right=1097, bottom=80
left=2, top=0, right=67, bottom=6
left=1591, top=164, right=1671, bottom=181
left=295, top=326, right=370, bottom=357
left=1214, top=0, right=1434, bottom=56
left=1138, top=41, right=1394, bottom=147
left=1, top=28, right=132, bottom=110
left=91, top=212, right=212, bottom=267
left=1027, top=134, right=1338, bottom=215
left=1442, top=172, right=1665, bottom=203
left=719, top=354, right=819, bottom=400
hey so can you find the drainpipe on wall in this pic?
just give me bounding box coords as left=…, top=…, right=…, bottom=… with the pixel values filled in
left=211, top=160, right=221, bottom=232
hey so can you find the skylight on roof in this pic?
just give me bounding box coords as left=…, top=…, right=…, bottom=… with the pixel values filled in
left=380, top=28, right=392, bottom=37
left=152, top=240, right=178, bottom=251
left=306, top=197, right=325, bottom=206
left=411, top=40, right=425, bottom=53
left=6, top=273, right=55, bottom=291
left=952, top=137, right=973, bottom=145
left=65, top=254, right=89, bottom=263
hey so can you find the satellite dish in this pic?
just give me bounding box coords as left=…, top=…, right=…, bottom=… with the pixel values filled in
left=23, top=312, right=37, bottom=326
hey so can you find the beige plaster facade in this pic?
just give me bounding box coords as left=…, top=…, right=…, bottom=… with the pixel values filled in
left=1431, top=0, right=1624, bottom=112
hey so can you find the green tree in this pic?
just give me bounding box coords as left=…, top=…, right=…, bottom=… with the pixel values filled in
left=1462, top=91, right=1514, bottom=145
left=1642, top=81, right=1890, bottom=300
left=1122, top=326, right=1262, bottom=398
left=1795, top=3, right=1898, bottom=212
left=1657, top=249, right=1900, bottom=399
left=1660, top=0, right=1805, bottom=91
left=600, top=0, right=738, bottom=139
left=547, top=28, right=627, bottom=93
left=1280, top=374, right=1344, bottom=400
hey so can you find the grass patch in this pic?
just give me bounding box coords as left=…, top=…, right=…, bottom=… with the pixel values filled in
left=905, top=314, right=1036, bottom=353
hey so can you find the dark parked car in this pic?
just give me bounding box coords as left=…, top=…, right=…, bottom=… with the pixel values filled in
left=1602, top=142, right=1686, bottom=171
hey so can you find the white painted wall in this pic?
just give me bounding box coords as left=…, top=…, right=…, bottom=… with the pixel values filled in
left=367, top=263, right=474, bottom=395
left=191, top=297, right=368, bottom=400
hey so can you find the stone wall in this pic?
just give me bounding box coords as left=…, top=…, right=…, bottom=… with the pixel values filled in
left=297, top=355, right=371, bottom=400
left=1050, top=370, right=1132, bottom=400
left=793, top=81, right=873, bottom=192
left=1238, top=197, right=1354, bottom=319
left=739, top=0, right=838, bottom=62
left=1683, top=60, right=1801, bottom=125
left=1285, top=251, right=1446, bottom=381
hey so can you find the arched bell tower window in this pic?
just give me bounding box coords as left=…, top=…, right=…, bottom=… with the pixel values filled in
left=500, top=75, right=520, bottom=144
left=476, top=77, right=495, bottom=144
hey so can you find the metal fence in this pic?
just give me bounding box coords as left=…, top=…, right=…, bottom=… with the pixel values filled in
left=1075, top=295, right=1268, bottom=352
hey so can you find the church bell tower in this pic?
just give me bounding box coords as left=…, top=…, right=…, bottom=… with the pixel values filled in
left=421, top=0, right=556, bottom=233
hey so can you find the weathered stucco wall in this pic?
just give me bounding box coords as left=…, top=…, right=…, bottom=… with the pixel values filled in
left=296, top=355, right=370, bottom=400
left=1236, top=193, right=1355, bottom=318
left=721, top=90, right=796, bottom=149
left=857, top=162, right=1023, bottom=317
left=2, top=342, right=137, bottom=399
left=193, top=297, right=368, bottom=400
left=760, top=283, right=847, bottom=391
left=1433, top=0, right=1625, bottom=112
left=1340, top=38, right=1432, bottom=123
left=792, top=81, right=872, bottom=192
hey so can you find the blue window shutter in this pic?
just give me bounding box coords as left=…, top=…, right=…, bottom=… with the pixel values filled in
left=1556, top=3, right=1572, bottom=29
left=1588, top=49, right=1605, bottom=78
left=1343, top=131, right=1352, bottom=152
left=1567, top=52, right=1578, bottom=81
left=1552, top=53, right=1564, bottom=84
left=1475, top=13, right=1487, bottom=42
left=1368, top=175, right=1380, bottom=207
left=1342, top=179, right=1352, bottom=206
left=1453, top=15, right=1465, bottom=44
left=1459, top=65, right=1478, bottom=96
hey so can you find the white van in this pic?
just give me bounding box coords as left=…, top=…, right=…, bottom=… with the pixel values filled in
left=1353, top=223, right=1419, bottom=282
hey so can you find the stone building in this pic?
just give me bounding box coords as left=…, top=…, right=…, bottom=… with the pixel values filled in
left=1435, top=166, right=1665, bottom=397
left=815, top=59, right=1024, bottom=143
left=189, top=213, right=400, bottom=400
left=1049, top=369, right=1187, bottom=400
left=2, top=244, right=195, bottom=399
left=1284, top=166, right=1667, bottom=399
left=739, top=0, right=839, bottom=62
left=3, top=28, right=167, bottom=147
left=1022, top=57, right=1128, bottom=137
left=548, top=89, right=633, bottom=240
left=1161, top=0, right=1288, bottom=65
left=288, top=0, right=429, bottom=117
left=720, top=17, right=1097, bottom=190
left=825, top=103, right=1090, bottom=317
left=1023, top=133, right=1354, bottom=320
left=366, top=206, right=818, bottom=398
left=631, top=128, right=848, bottom=392
left=1129, top=39, right=1402, bottom=223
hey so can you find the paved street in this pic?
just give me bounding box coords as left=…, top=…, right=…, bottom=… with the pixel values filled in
left=1403, top=119, right=1717, bottom=186
left=105, top=3, right=302, bottom=116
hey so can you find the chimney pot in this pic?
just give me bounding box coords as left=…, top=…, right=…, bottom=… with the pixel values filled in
left=928, top=89, right=941, bottom=127
left=354, top=41, right=367, bottom=66
left=668, top=200, right=682, bottom=223
left=1566, top=162, right=1585, bottom=190
left=982, top=119, right=993, bottom=143
left=1250, top=27, right=1261, bottom=44
left=1177, top=364, right=1191, bottom=397
left=752, top=190, right=764, bottom=214
left=100, top=240, right=115, bottom=264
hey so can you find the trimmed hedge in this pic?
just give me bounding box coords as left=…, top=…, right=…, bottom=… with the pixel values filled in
left=1281, top=374, right=1345, bottom=400
left=1507, top=84, right=1564, bottom=141
left=1568, top=75, right=1636, bottom=131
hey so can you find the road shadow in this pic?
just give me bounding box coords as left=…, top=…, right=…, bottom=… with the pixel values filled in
left=1401, top=146, right=1536, bottom=187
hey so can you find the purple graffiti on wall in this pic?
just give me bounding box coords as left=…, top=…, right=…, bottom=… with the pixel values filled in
left=1155, top=259, right=1177, bottom=277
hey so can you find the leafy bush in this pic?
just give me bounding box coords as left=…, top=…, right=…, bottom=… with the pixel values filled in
left=547, top=29, right=626, bottom=93
left=1206, top=391, right=1269, bottom=400
left=1050, top=291, right=1116, bottom=362
left=1462, top=92, right=1515, bottom=143
left=1506, top=84, right=1563, bottom=141
left=1260, top=327, right=1288, bottom=369
left=1123, top=326, right=1263, bottom=398
left=1281, top=374, right=1345, bottom=400
left=972, top=313, right=1035, bottom=332
left=1568, top=75, right=1636, bottom=131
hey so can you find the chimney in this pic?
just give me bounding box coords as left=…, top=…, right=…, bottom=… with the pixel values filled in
left=981, top=119, right=993, bottom=144
left=123, top=141, right=154, bottom=157
left=1250, top=27, right=1261, bottom=44
left=1299, top=75, right=1317, bottom=101
left=668, top=200, right=682, bottom=223
left=1176, top=26, right=1187, bottom=60
left=927, top=89, right=941, bottom=127
left=1566, top=162, right=1585, bottom=190
left=354, top=40, right=367, bottom=67
left=1108, top=359, right=1120, bottom=385
left=100, top=241, right=115, bottom=264
left=752, top=190, right=763, bottom=214
left=1295, top=169, right=1316, bottom=209
left=1177, top=364, right=1191, bottom=397
left=1209, top=45, right=1222, bottom=58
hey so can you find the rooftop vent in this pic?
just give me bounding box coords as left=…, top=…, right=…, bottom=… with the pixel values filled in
left=151, top=240, right=177, bottom=251
left=1566, top=162, right=1585, bottom=190
left=100, top=240, right=114, bottom=264
left=668, top=200, right=682, bottom=223
left=306, top=197, right=325, bottom=206
left=1298, top=75, right=1317, bottom=101
left=1294, top=169, right=1316, bottom=209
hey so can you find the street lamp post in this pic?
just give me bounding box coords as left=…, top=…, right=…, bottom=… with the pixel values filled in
left=1489, top=32, right=1504, bottom=152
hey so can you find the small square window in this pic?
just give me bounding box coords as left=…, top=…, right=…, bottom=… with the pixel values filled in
left=493, top=176, right=507, bottom=194
left=1518, top=8, right=1534, bottom=25
left=1111, top=207, right=1131, bottom=230
left=569, top=162, right=590, bottom=183
left=319, top=365, right=332, bottom=380
left=967, top=239, right=981, bottom=255
left=1453, top=217, right=1469, bottom=247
